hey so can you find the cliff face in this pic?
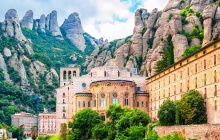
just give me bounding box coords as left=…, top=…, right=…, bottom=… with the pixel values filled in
left=0, top=9, right=59, bottom=93
left=84, top=0, right=220, bottom=76
left=61, top=12, right=85, bottom=51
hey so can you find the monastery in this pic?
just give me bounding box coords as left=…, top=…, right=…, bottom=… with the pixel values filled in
left=55, top=39, right=220, bottom=134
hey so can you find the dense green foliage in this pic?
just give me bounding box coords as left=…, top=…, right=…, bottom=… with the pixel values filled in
left=158, top=132, right=185, bottom=140
left=158, top=90, right=207, bottom=126
left=178, top=26, right=204, bottom=43
left=0, top=81, right=34, bottom=125
left=182, top=45, right=201, bottom=58
left=83, top=33, right=96, bottom=55
left=22, top=28, right=86, bottom=71
left=67, top=105, right=151, bottom=140
left=0, top=124, right=25, bottom=140
left=180, top=6, right=203, bottom=24
left=37, top=136, right=60, bottom=140
left=177, top=90, right=207, bottom=125
left=155, top=36, right=174, bottom=73
left=158, top=99, right=176, bottom=126
left=60, top=123, right=67, bottom=140
left=67, top=108, right=102, bottom=140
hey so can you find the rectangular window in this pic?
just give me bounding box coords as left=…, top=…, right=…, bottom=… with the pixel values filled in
left=169, top=76, right=170, bottom=84
left=159, top=81, right=160, bottom=88
left=194, top=54, right=198, bottom=59
left=204, top=74, right=206, bottom=86
left=174, top=85, right=176, bottom=95
left=187, top=67, right=189, bottom=76
left=214, top=55, right=217, bottom=65
left=215, top=101, right=217, bottom=110
left=204, top=88, right=207, bottom=99
left=187, top=80, right=189, bottom=91
left=93, top=100, right=96, bottom=107
left=142, top=102, right=144, bottom=107
left=214, top=70, right=217, bottom=83
left=213, top=44, right=217, bottom=49
left=112, top=98, right=118, bottom=104
left=100, top=99, right=106, bottom=107
left=78, top=101, right=80, bottom=107
left=88, top=101, right=90, bottom=107
left=180, top=71, right=182, bottom=79
left=195, top=63, right=197, bottom=73
left=203, top=50, right=206, bottom=54
left=174, top=74, right=176, bottom=81
left=180, top=83, right=182, bottom=93
left=180, top=62, right=182, bottom=66
left=204, top=59, right=206, bottom=69
left=146, top=102, right=148, bottom=107
left=215, top=85, right=217, bottom=96
left=124, top=99, right=129, bottom=106
left=195, top=77, right=197, bottom=88
left=137, top=102, right=139, bottom=107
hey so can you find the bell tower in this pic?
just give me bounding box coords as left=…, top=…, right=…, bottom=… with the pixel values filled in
left=60, top=67, right=80, bottom=87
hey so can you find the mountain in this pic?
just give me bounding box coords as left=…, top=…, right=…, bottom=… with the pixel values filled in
left=83, top=0, right=220, bottom=77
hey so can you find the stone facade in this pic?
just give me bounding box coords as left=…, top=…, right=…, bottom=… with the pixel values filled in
left=146, top=40, right=220, bottom=124
left=11, top=112, right=37, bottom=136
left=155, top=124, right=220, bottom=140
left=38, top=112, right=56, bottom=136
left=56, top=66, right=147, bottom=134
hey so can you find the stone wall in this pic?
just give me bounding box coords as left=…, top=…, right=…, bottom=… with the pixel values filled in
left=155, top=124, right=220, bottom=140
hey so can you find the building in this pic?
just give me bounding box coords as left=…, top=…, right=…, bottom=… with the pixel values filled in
left=56, top=67, right=148, bottom=134
left=11, top=112, right=37, bottom=136
left=38, top=112, right=56, bottom=136
left=0, top=129, right=7, bottom=139
left=146, top=39, right=220, bottom=124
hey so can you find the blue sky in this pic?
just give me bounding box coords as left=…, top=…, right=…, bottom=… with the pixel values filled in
left=0, top=0, right=169, bottom=41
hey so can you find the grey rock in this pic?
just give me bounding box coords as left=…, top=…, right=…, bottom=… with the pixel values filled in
left=190, top=38, right=201, bottom=47
left=172, top=34, right=189, bottom=62
left=49, top=10, right=62, bottom=36
left=61, top=12, right=86, bottom=51
left=39, top=14, right=46, bottom=32
left=4, top=48, right=11, bottom=57
left=20, top=10, right=33, bottom=29
left=202, top=4, right=218, bottom=20
left=163, top=0, right=181, bottom=12
left=0, top=53, right=12, bottom=83
left=190, top=0, right=213, bottom=12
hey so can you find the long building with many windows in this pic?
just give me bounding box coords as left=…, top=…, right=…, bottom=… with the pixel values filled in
left=146, top=39, right=220, bottom=124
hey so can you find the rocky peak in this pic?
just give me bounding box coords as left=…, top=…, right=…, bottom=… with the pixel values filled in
left=61, top=12, right=86, bottom=51
left=20, top=10, right=33, bottom=29
left=49, top=10, right=62, bottom=36
left=5, top=9, right=19, bottom=22
left=39, top=14, right=46, bottom=32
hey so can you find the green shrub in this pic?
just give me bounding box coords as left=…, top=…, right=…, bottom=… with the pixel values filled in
left=182, top=45, right=201, bottom=58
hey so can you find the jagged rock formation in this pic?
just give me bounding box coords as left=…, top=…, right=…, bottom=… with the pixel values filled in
left=0, top=9, right=59, bottom=93
left=49, top=10, right=62, bottom=36
left=84, top=0, right=220, bottom=77
left=61, top=12, right=85, bottom=51
left=20, top=10, right=33, bottom=29
left=39, top=14, right=46, bottom=32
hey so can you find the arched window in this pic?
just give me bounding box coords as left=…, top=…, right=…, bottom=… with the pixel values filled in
left=63, top=71, right=66, bottom=80
left=63, top=99, right=65, bottom=104
left=112, top=93, right=118, bottom=104
left=73, top=71, right=76, bottom=77
left=63, top=113, right=66, bottom=118
left=142, top=101, right=144, bottom=107
left=124, top=93, right=128, bottom=106
left=83, top=101, right=86, bottom=107
left=62, top=106, right=66, bottom=112
left=100, top=94, right=106, bottom=107
left=68, top=71, right=71, bottom=80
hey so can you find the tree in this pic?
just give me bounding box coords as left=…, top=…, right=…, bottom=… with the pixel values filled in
left=92, top=122, right=109, bottom=140
left=146, top=123, right=159, bottom=140
left=106, top=104, right=124, bottom=125
left=158, top=99, right=176, bottom=126
left=31, top=126, right=37, bottom=140
left=183, top=90, right=207, bottom=124
left=12, top=125, right=24, bottom=140
left=60, top=123, right=67, bottom=140
left=67, top=108, right=102, bottom=140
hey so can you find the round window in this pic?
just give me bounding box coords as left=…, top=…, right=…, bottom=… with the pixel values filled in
left=82, top=83, right=87, bottom=88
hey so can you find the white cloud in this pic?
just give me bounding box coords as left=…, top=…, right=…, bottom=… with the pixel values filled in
left=0, top=0, right=169, bottom=41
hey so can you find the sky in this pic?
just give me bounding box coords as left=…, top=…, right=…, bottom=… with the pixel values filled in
left=0, top=0, right=169, bottom=41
